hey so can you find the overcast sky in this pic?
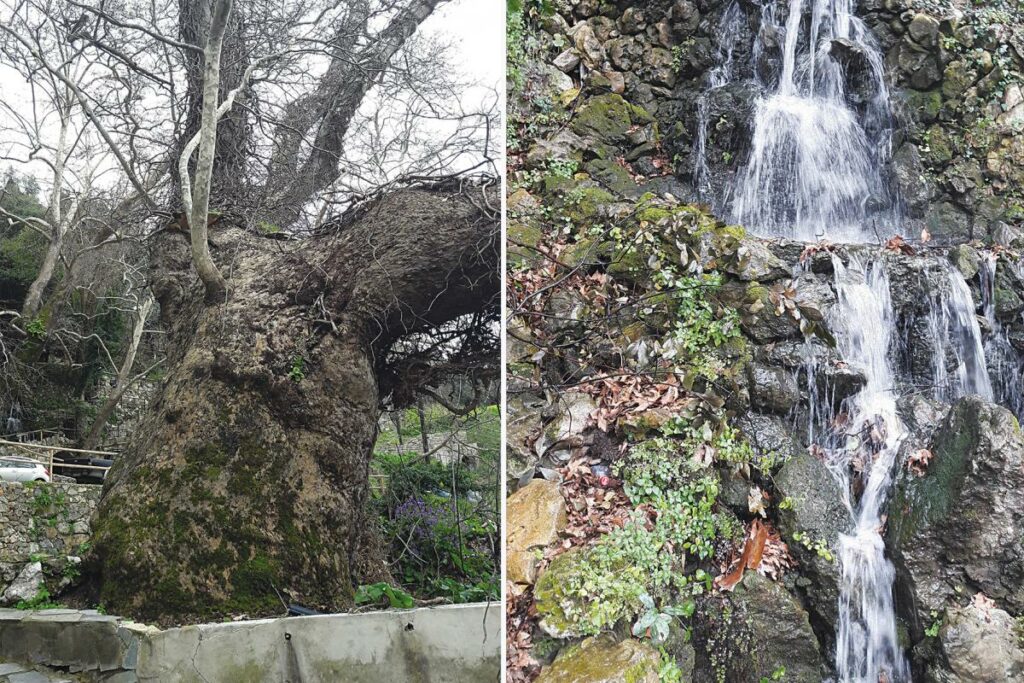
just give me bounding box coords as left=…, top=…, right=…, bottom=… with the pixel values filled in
left=428, top=0, right=504, bottom=92
left=0, top=0, right=505, bottom=189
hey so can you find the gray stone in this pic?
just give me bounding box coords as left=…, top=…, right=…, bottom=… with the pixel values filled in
left=697, top=573, right=827, bottom=682
left=553, top=49, right=580, bottom=73
left=775, top=450, right=846, bottom=629
left=747, top=363, right=799, bottom=415
left=908, top=13, right=940, bottom=48
left=928, top=602, right=1024, bottom=682
left=889, top=398, right=1024, bottom=638
left=2, top=563, right=43, bottom=606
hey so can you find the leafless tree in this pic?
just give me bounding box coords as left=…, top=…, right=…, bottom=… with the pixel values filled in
left=0, top=0, right=499, bottom=621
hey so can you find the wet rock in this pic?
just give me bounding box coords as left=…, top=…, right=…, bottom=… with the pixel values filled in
left=670, top=1, right=700, bottom=36
left=947, top=244, right=980, bottom=281
left=735, top=412, right=802, bottom=463
left=695, top=572, right=828, bottom=682
left=927, top=602, right=1024, bottom=682
left=775, top=450, right=846, bottom=630
left=536, top=634, right=660, bottom=683
left=888, top=398, right=1024, bottom=638
left=747, top=363, right=799, bottom=415
left=507, top=480, right=568, bottom=587
left=924, top=202, right=972, bottom=242
left=741, top=284, right=802, bottom=344
left=730, top=238, right=790, bottom=282
left=2, top=561, right=44, bottom=605
left=891, top=143, right=930, bottom=216
left=907, top=13, right=940, bottom=49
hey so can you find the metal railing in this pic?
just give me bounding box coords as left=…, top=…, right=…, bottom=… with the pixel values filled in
left=0, top=438, right=117, bottom=482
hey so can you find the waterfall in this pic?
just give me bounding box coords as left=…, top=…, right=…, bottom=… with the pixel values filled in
left=730, top=0, right=895, bottom=241
left=693, top=1, right=744, bottom=201
left=926, top=262, right=994, bottom=402
left=827, top=255, right=909, bottom=683
left=979, top=253, right=1024, bottom=418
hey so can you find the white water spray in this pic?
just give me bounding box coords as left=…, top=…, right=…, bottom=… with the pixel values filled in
left=730, top=0, right=895, bottom=241
left=927, top=262, right=994, bottom=402
left=828, top=255, right=909, bottom=683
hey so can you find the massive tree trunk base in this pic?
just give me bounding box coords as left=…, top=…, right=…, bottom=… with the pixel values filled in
left=83, top=186, right=497, bottom=624
left=87, top=309, right=384, bottom=623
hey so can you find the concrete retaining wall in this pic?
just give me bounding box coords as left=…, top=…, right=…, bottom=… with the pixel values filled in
left=0, top=603, right=500, bottom=682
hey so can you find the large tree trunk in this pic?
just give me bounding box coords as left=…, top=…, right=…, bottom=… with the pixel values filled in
left=85, top=185, right=498, bottom=623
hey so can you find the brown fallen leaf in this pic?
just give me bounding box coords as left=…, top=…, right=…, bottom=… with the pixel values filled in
left=715, top=520, right=768, bottom=592
left=907, top=448, right=933, bottom=477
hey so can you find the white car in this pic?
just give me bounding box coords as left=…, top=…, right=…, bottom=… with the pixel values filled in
left=0, top=456, right=50, bottom=483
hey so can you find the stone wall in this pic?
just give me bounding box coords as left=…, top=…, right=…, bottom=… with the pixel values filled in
left=0, top=603, right=500, bottom=682
left=0, top=482, right=100, bottom=603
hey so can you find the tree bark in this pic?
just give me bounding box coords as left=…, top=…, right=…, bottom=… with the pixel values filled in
left=85, top=185, right=498, bottom=623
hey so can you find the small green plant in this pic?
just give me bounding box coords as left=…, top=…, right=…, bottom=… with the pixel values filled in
left=632, top=592, right=694, bottom=644
left=288, top=355, right=306, bottom=382
left=546, top=157, right=579, bottom=179
left=25, top=317, right=45, bottom=338
left=791, top=531, right=835, bottom=562
left=925, top=610, right=943, bottom=638
left=15, top=587, right=63, bottom=611
left=759, top=665, right=786, bottom=682
left=354, top=582, right=415, bottom=609
left=257, top=221, right=282, bottom=235
left=659, top=647, right=684, bottom=682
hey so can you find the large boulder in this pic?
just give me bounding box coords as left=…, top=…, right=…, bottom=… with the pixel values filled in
left=774, top=450, right=847, bottom=632
left=507, top=480, right=568, bottom=588
left=1, top=561, right=44, bottom=606
left=694, top=572, right=828, bottom=682
left=926, top=601, right=1024, bottom=682
left=888, top=397, right=1024, bottom=638
left=536, top=634, right=661, bottom=683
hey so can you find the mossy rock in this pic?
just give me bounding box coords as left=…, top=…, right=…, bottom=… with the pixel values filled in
left=571, top=94, right=653, bottom=146
left=534, top=546, right=644, bottom=638
left=948, top=243, right=981, bottom=280
left=695, top=573, right=826, bottom=683
left=509, top=222, right=544, bottom=268
left=905, top=89, right=943, bottom=124
left=536, top=634, right=660, bottom=683
left=563, top=186, right=618, bottom=223
left=584, top=159, right=642, bottom=199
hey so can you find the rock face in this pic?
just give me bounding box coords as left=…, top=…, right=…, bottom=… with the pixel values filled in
left=889, top=398, right=1024, bottom=636
left=0, top=481, right=99, bottom=603
left=506, top=480, right=567, bottom=587
left=927, top=602, right=1024, bottom=683
left=695, top=572, right=828, bottom=682
left=774, top=451, right=847, bottom=633
left=535, top=635, right=661, bottom=683
left=2, top=561, right=43, bottom=605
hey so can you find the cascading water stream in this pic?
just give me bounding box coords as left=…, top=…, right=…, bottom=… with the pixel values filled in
left=693, top=1, right=743, bottom=200
left=979, top=253, right=1024, bottom=418
left=696, top=0, right=1018, bottom=678
left=827, top=256, right=909, bottom=683
left=927, top=262, right=994, bottom=402
left=729, top=0, right=896, bottom=242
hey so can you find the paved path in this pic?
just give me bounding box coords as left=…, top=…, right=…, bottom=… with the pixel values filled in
left=0, top=662, right=82, bottom=683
